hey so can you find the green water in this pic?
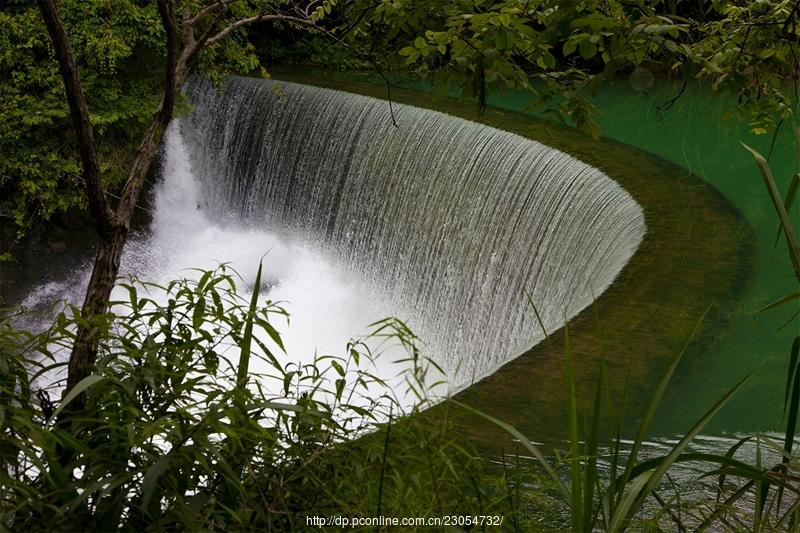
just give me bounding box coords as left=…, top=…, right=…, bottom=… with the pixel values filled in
left=338, top=72, right=798, bottom=436
left=484, top=80, right=799, bottom=436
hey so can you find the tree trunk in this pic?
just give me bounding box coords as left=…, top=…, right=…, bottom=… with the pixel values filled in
left=66, top=224, right=128, bottom=396
left=61, top=117, right=171, bottom=416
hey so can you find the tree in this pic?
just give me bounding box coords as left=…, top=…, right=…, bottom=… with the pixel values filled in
left=0, top=1, right=172, bottom=237
left=36, top=0, right=340, bottom=413
left=346, top=0, right=798, bottom=137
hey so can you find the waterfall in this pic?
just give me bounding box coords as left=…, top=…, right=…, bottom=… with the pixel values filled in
left=176, top=76, right=647, bottom=389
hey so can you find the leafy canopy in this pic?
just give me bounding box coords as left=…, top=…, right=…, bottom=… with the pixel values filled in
left=0, top=0, right=261, bottom=236
left=2, top=0, right=798, bottom=236
left=347, top=0, right=798, bottom=136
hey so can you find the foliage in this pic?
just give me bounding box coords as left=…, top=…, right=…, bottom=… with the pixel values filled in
left=1, top=0, right=154, bottom=234
left=4, top=0, right=797, bottom=237
left=0, top=265, right=542, bottom=530
left=326, top=0, right=798, bottom=138
left=0, top=0, right=261, bottom=237
left=371, top=0, right=690, bottom=138
left=462, top=309, right=800, bottom=531
left=690, top=1, right=800, bottom=135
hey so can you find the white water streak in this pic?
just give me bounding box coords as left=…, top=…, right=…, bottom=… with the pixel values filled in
left=178, top=77, right=647, bottom=389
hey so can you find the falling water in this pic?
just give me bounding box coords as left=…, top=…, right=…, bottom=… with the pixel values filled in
left=175, top=77, right=647, bottom=389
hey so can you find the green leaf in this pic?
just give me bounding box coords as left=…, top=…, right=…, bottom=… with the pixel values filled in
left=192, top=296, right=206, bottom=330
left=742, top=143, right=800, bottom=280
left=51, top=374, right=106, bottom=421
left=579, top=39, right=597, bottom=59
left=335, top=378, right=345, bottom=400
left=140, top=455, right=170, bottom=513
left=331, top=360, right=345, bottom=377
left=495, top=30, right=509, bottom=50
left=236, top=262, right=263, bottom=389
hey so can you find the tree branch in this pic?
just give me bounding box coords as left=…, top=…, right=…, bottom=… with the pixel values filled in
left=37, top=0, right=117, bottom=233
left=185, top=0, right=231, bottom=28
left=205, top=13, right=317, bottom=47
left=118, top=0, right=179, bottom=219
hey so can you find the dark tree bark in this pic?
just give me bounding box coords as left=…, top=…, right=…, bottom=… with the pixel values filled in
left=37, top=0, right=124, bottom=404
left=36, top=0, right=117, bottom=235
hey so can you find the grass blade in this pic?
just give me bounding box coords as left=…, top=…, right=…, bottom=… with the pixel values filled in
left=562, top=320, right=584, bottom=531
left=742, top=143, right=800, bottom=280
left=583, top=362, right=605, bottom=532
left=236, top=261, right=263, bottom=389
left=772, top=173, right=799, bottom=252
left=450, top=400, right=570, bottom=501
left=783, top=337, right=800, bottom=457
left=616, top=305, right=712, bottom=505
left=758, top=292, right=800, bottom=314
left=609, top=370, right=753, bottom=532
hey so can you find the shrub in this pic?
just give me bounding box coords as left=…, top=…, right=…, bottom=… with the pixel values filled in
left=0, top=265, right=527, bottom=531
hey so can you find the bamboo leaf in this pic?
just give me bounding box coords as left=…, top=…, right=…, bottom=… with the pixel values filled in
left=742, top=143, right=800, bottom=280
left=51, top=374, right=106, bottom=421
left=141, top=455, right=170, bottom=513
left=236, top=261, right=263, bottom=389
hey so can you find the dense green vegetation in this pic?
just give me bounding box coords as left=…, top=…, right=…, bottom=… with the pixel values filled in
left=0, top=267, right=538, bottom=529
left=4, top=264, right=800, bottom=530
left=1, top=0, right=799, bottom=531
left=0, top=0, right=262, bottom=237
left=2, top=1, right=797, bottom=238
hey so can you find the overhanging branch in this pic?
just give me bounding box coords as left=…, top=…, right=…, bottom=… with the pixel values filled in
left=205, top=13, right=318, bottom=47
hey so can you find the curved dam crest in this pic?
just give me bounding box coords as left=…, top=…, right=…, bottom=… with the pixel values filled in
left=180, top=76, right=647, bottom=388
